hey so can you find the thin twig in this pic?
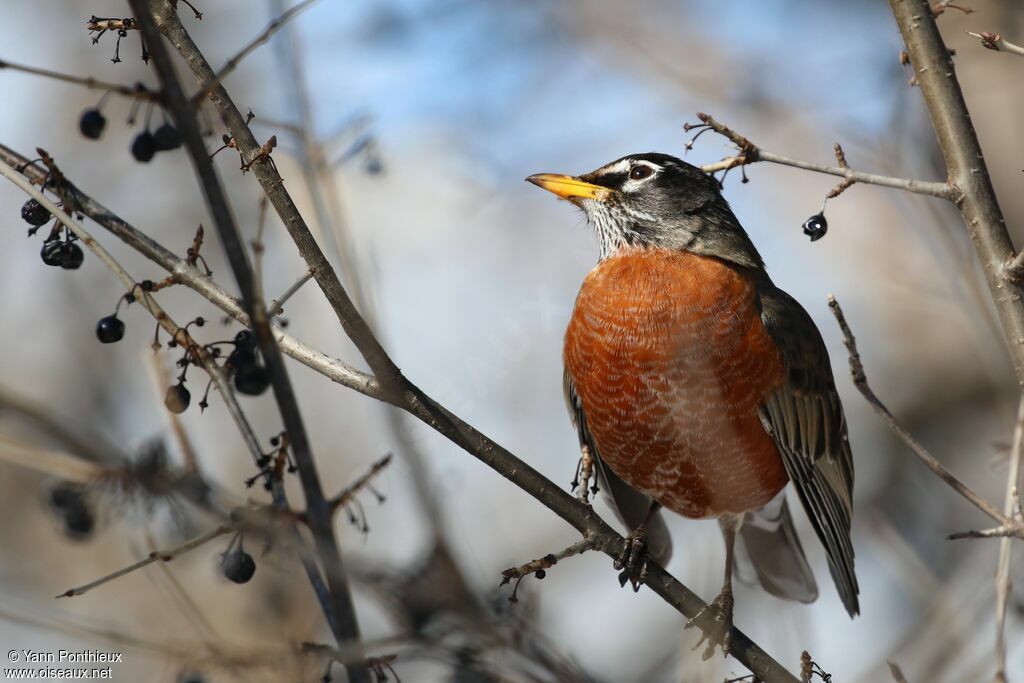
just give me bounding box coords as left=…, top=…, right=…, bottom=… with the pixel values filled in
left=690, top=112, right=952, bottom=199
left=966, top=31, right=1024, bottom=58
left=0, top=58, right=158, bottom=101
left=58, top=524, right=233, bottom=598
left=190, top=0, right=325, bottom=105
left=828, top=295, right=1023, bottom=538
left=326, top=453, right=393, bottom=513
left=267, top=269, right=313, bottom=315
left=500, top=537, right=597, bottom=604
left=994, top=394, right=1023, bottom=683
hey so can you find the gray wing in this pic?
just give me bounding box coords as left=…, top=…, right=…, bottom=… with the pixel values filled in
left=563, top=369, right=672, bottom=565
left=758, top=283, right=859, bottom=616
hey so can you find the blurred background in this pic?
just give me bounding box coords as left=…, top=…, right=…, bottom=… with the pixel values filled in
left=1, top=1, right=1022, bottom=681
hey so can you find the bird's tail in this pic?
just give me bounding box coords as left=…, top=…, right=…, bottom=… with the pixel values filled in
left=735, top=495, right=818, bottom=604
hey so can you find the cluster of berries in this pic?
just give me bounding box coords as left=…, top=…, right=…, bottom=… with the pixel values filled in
left=22, top=198, right=85, bottom=269
left=78, top=104, right=182, bottom=162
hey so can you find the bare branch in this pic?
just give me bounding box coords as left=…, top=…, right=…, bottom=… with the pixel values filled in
left=828, top=295, right=1024, bottom=539
left=190, top=0, right=325, bottom=105
left=993, top=394, right=1023, bottom=683
left=966, top=31, right=1024, bottom=58
left=0, top=58, right=158, bottom=101
left=59, top=523, right=233, bottom=598
left=691, top=112, right=952, bottom=199
left=267, top=269, right=313, bottom=316
left=326, top=453, right=393, bottom=514
left=500, top=537, right=597, bottom=604
left=889, top=0, right=1024, bottom=384
left=130, top=4, right=370, bottom=680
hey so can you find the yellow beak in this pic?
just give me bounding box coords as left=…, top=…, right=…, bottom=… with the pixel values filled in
left=526, top=173, right=609, bottom=201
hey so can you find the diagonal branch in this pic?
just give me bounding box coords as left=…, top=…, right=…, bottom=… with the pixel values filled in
left=966, top=31, right=1024, bottom=58
left=128, top=4, right=369, bottom=681
left=828, top=295, right=1023, bottom=539
left=691, top=112, right=953, bottom=199
left=889, top=0, right=1024, bottom=383
left=190, top=0, right=325, bottom=106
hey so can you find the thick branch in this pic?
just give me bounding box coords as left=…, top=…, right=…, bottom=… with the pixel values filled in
left=890, top=0, right=1024, bottom=383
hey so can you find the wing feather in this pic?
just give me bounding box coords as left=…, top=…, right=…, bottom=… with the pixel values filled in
left=758, top=284, right=860, bottom=616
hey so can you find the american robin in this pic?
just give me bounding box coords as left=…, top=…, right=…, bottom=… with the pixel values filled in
left=527, top=153, right=859, bottom=657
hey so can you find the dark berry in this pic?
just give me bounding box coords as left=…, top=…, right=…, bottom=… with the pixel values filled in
left=41, top=240, right=64, bottom=267
left=62, top=504, right=95, bottom=538
left=49, top=484, right=94, bottom=539
left=152, top=123, right=182, bottom=151
left=234, top=330, right=257, bottom=352
left=59, top=242, right=84, bottom=270
left=234, top=363, right=269, bottom=395
left=50, top=483, right=81, bottom=510
left=221, top=548, right=256, bottom=584
left=165, top=383, right=191, bottom=413
left=21, top=199, right=50, bottom=226
left=79, top=108, right=106, bottom=140
left=802, top=213, right=828, bottom=242
left=96, top=315, right=125, bottom=343
left=131, top=131, right=157, bottom=162
left=227, top=347, right=256, bottom=369
left=534, top=569, right=546, bottom=580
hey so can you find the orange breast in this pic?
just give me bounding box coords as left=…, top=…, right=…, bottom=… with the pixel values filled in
left=564, top=248, right=788, bottom=518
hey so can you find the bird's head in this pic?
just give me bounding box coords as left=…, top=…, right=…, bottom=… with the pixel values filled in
left=527, top=152, right=762, bottom=269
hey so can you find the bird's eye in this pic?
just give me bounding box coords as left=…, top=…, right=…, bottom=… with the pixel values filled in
left=629, top=165, right=654, bottom=180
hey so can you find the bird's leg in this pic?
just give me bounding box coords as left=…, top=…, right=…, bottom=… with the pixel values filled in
left=614, top=500, right=661, bottom=592
left=686, top=514, right=741, bottom=660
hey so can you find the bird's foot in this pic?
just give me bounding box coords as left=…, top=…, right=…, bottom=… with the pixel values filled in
left=685, top=591, right=735, bottom=660
left=613, top=525, right=649, bottom=592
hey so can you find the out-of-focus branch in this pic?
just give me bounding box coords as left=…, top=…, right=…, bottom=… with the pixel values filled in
left=966, top=31, right=1024, bottom=58
left=0, top=58, right=157, bottom=101
left=994, top=395, right=1023, bottom=683
left=690, top=112, right=953, bottom=199
left=189, top=0, right=324, bottom=106
left=128, top=5, right=369, bottom=681
left=59, top=523, right=234, bottom=598
left=889, top=0, right=1024, bottom=384
left=326, top=453, right=392, bottom=513
left=829, top=296, right=1024, bottom=540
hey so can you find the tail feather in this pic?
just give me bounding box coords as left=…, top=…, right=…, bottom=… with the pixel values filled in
left=736, top=495, right=818, bottom=604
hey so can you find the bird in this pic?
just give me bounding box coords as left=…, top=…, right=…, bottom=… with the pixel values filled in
left=526, top=153, right=859, bottom=657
